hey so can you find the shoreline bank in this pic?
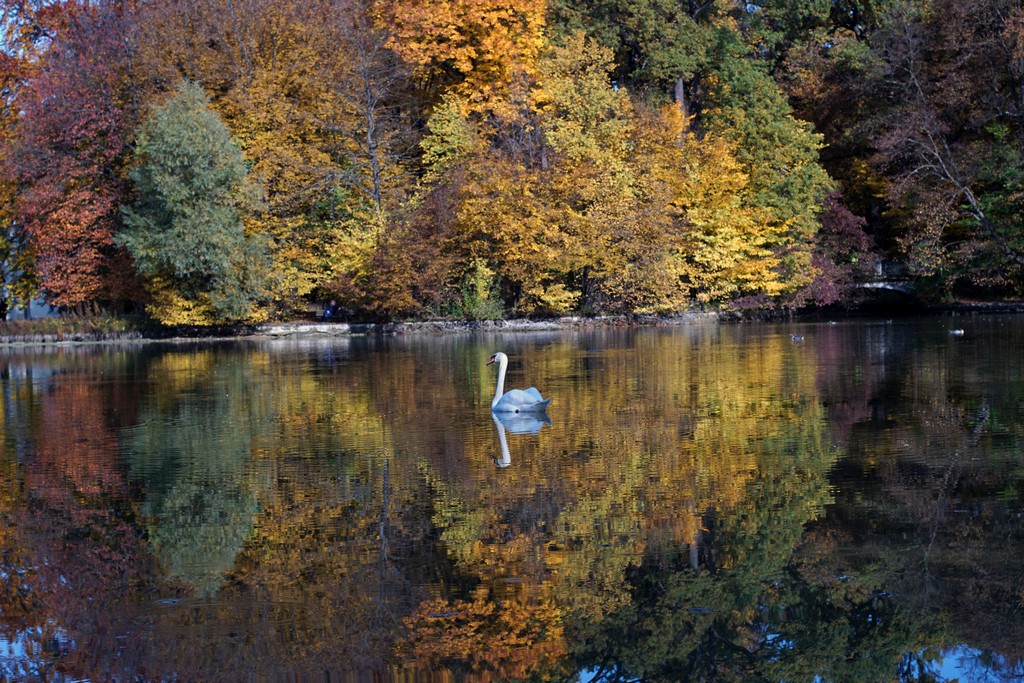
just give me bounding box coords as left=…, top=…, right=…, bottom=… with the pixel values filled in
left=3, top=301, right=1024, bottom=347
left=0, top=311, right=720, bottom=347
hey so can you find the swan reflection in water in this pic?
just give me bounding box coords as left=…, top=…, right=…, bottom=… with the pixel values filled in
left=492, top=411, right=551, bottom=468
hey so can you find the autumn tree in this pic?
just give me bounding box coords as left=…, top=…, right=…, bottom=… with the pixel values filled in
left=866, top=0, right=1024, bottom=295
left=413, top=33, right=644, bottom=316
left=409, top=24, right=821, bottom=316
left=5, top=0, right=139, bottom=312
left=363, top=0, right=554, bottom=317
left=0, top=5, right=23, bottom=318
left=544, top=2, right=833, bottom=306
left=534, top=32, right=637, bottom=312
left=306, top=0, right=417, bottom=311
left=450, top=156, right=570, bottom=314
left=699, top=19, right=834, bottom=302
left=547, top=0, right=710, bottom=120
left=0, top=168, right=28, bottom=319
left=670, top=133, right=780, bottom=303
left=738, top=0, right=835, bottom=70
left=331, top=0, right=413, bottom=215
left=438, top=33, right=637, bottom=316
left=380, top=0, right=546, bottom=114
left=119, top=80, right=270, bottom=324
left=791, top=191, right=875, bottom=307
left=126, top=0, right=414, bottom=317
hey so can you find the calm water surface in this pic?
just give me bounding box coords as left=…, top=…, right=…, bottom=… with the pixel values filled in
left=1, top=315, right=1023, bottom=681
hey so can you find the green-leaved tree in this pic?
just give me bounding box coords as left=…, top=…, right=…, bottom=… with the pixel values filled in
left=700, top=23, right=834, bottom=302
left=119, top=80, right=270, bottom=325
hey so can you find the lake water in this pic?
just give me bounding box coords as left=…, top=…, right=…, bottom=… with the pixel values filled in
left=1, top=315, right=1023, bottom=682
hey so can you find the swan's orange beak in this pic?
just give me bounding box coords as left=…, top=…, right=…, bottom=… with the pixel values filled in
left=486, top=355, right=496, bottom=366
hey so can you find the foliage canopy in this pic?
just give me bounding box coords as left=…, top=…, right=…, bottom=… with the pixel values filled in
left=5, top=0, right=1024, bottom=320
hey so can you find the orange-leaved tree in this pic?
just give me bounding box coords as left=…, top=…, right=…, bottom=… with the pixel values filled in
left=379, top=0, right=547, bottom=115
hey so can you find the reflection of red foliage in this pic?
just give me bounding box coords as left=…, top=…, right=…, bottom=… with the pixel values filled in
left=15, top=376, right=145, bottom=677
left=812, top=323, right=880, bottom=450
left=30, top=383, right=124, bottom=498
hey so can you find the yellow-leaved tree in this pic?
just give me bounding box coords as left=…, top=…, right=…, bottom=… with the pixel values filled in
left=674, top=133, right=783, bottom=304
left=602, top=103, right=692, bottom=314
left=454, top=156, right=574, bottom=314
left=534, top=32, right=637, bottom=313
left=431, top=32, right=641, bottom=315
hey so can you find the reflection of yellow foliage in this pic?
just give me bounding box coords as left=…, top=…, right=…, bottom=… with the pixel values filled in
left=268, top=365, right=393, bottom=459
left=126, top=331, right=834, bottom=669
left=143, top=350, right=219, bottom=397
left=401, top=595, right=567, bottom=678
left=0, top=454, right=20, bottom=553
left=403, top=332, right=832, bottom=626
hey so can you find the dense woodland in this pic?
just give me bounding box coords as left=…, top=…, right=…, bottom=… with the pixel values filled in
left=3, top=0, right=1024, bottom=324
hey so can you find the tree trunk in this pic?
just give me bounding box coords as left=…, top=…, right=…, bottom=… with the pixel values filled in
left=675, top=75, right=688, bottom=120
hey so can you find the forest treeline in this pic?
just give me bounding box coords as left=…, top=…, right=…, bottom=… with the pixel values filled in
left=2, top=0, right=1024, bottom=324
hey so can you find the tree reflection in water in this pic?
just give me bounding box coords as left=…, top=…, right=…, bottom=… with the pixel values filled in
left=0, top=319, right=1022, bottom=681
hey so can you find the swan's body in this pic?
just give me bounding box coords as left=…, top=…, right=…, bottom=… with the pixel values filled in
left=487, top=352, right=551, bottom=413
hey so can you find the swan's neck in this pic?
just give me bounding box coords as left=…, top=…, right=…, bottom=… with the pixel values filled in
left=491, top=355, right=508, bottom=408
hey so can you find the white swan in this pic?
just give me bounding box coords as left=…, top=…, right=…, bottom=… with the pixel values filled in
left=487, top=352, right=552, bottom=413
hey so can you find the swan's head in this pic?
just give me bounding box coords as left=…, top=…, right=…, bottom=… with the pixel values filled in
left=486, top=352, right=507, bottom=366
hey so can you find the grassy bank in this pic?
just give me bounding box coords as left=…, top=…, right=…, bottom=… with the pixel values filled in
left=0, top=315, right=153, bottom=344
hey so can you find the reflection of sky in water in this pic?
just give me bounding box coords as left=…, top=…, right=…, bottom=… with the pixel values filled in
left=0, top=640, right=1013, bottom=683
left=939, top=646, right=1023, bottom=682
left=0, top=627, right=73, bottom=679
left=575, top=647, right=1020, bottom=683
left=0, top=634, right=26, bottom=664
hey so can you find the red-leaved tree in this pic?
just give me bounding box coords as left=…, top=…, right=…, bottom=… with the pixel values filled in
left=10, top=0, right=139, bottom=311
